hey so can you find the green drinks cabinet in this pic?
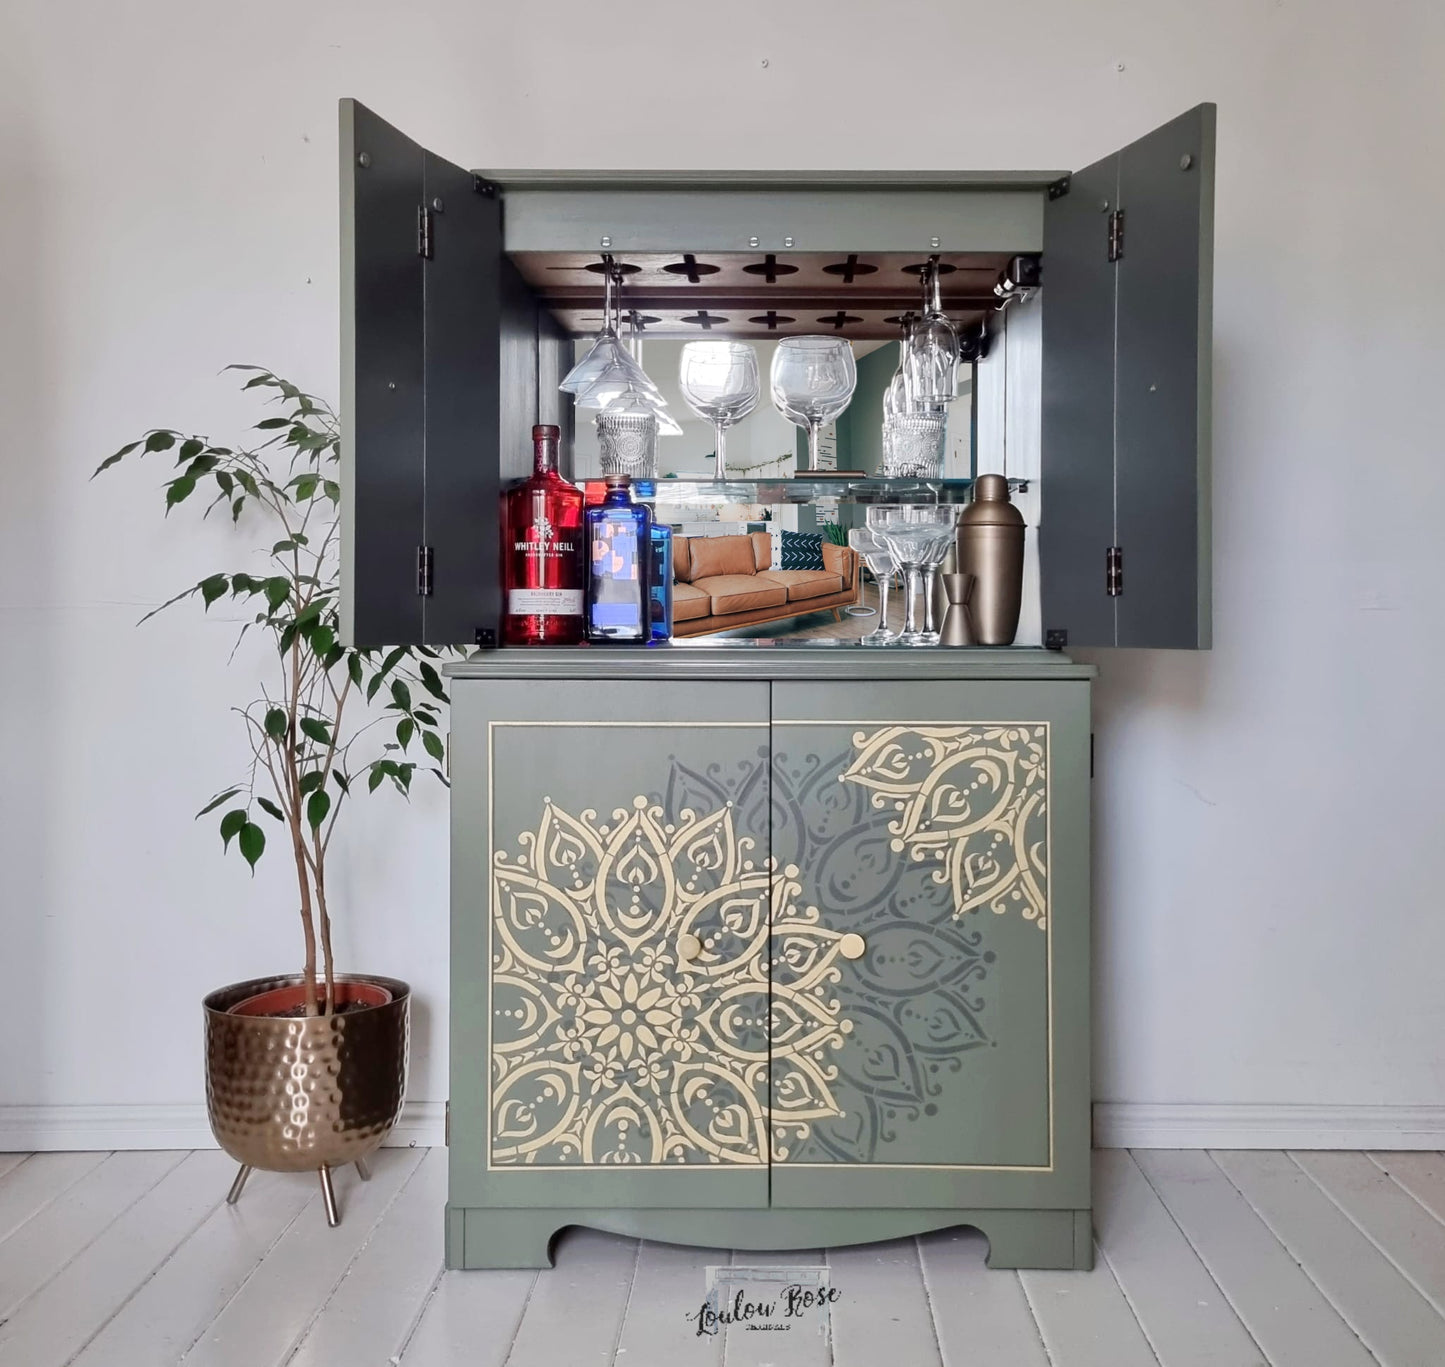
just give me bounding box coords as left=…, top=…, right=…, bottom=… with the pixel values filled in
left=336, top=96, right=1215, bottom=1269
left=444, top=650, right=1094, bottom=1269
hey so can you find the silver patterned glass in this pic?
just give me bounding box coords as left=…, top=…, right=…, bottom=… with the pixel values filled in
left=770, top=336, right=857, bottom=472
left=881, top=413, right=947, bottom=478
left=848, top=527, right=897, bottom=645
left=678, top=341, right=760, bottom=483
left=596, top=409, right=658, bottom=479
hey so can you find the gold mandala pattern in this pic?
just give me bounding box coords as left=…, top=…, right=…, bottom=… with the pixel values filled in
left=490, top=795, right=854, bottom=1166
left=839, top=724, right=1049, bottom=929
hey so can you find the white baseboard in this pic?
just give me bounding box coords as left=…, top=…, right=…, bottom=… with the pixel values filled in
left=1093, top=1103, right=1445, bottom=1150
left=4, top=1101, right=1441, bottom=1154
left=0, top=1102, right=446, bottom=1152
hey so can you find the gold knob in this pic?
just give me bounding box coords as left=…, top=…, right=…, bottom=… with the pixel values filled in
left=838, top=932, right=866, bottom=961
left=677, top=932, right=702, bottom=963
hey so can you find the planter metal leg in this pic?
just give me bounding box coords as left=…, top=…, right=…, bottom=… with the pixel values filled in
left=226, top=1164, right=252, bottom=1206
left=319, top=1165, right=339, bottom=1227
left=355, top=1156, right=371, bottom=1181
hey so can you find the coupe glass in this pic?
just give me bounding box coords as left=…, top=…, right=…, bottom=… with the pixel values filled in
left=871, top=505, right=956, bottom=645
left=678, top=341, right=760, bottom=483
left=770, top=336, right=857, bottom=472
left=903, top=261, right=959, bottom=410
left=848, top=527, right=897, bottom=645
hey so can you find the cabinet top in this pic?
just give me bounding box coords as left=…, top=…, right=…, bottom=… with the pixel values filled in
left=444, top=646, right=1096, bottom=683
left=478, top=169, right=1067, bottom=192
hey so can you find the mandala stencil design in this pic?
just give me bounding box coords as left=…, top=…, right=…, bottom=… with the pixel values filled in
left=490, top=794, right=853, bottom=1166
left=840, top=725, right=1049, bottom=929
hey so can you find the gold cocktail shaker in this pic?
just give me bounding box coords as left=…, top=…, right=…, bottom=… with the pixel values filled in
left=957, top=474, right=1024, bottom=645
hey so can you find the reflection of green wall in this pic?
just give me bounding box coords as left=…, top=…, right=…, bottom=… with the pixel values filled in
left=841, top=345, right=896, bottom=477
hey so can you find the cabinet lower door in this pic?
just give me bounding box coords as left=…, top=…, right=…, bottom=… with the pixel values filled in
left=768, top=681, right=1090, bottom=1211
left=451, top=680, right=771, bottom=1210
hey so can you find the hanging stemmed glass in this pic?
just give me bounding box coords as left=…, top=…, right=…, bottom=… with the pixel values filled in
left=560, top=258, right=635, bottom=395
left=770, top=336, right=857, bottom=473
left=678, top=341, right=760, bottom=483
left=903, top=258, right=959, bottom=410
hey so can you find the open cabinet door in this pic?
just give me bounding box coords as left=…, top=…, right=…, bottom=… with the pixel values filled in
left=1040, top=104, right=1215, bottom=650
left=340, top=99, right=503, bottom=648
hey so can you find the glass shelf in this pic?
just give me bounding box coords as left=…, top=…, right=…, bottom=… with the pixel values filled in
left=580, top=476, right=1030, bottom=507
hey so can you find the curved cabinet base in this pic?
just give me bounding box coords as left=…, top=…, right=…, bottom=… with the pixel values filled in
left=446, top=1205, right=1093, bottom=1272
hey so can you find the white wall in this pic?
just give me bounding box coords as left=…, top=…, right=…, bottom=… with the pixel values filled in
left=3, top=0, right=1443, bottom=1149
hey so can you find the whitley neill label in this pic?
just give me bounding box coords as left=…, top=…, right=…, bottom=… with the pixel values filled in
left=507, top=587, right=583, bottom=616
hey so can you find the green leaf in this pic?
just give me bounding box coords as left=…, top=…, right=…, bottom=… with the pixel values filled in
left=215, top=470, right=234, bottom=496
left=144, top=430, right=177, bottom=452
left=219, top=808, right=247, bottom=850
left=272, top=539, right=297, bottom=554
left=238, top=822, right=265, bottom=870
left=413, top=705, right=439, bottom=726
left=264, top=577, right=290, bottom=611
left=298, top=770, right=325, bottom=795
left=255, top=417, right=291, bottom=430
left=366, top=674, right=383, bottom=703
left=347, top=653, right=363, bottom=687
left=378, top=646, right=406, bottom=679
left=294, top=474, right=318, bottom=500
left=231, top=498, right=245, bottom=523
left=263, top=707, right=287, bottom=738
left=199, top=574, right=229, bottom=608
left=332, top=771, right=350, bottom=795
left=278, top=622, right=299, bottom=655
left=418, top=661, right=447, bottom=702
left=295, top=600, right=323, bottom=628
left=299, top=717, right=331, bottom=746
left=178, top=437, right=204, bottom=461
left=396, top=718, right=415, bottom=751
left=322, top=480, right=341, bottom=502
left=391, top=679, right=412, bottom=712
left=368, top=764, right=386, bottom=793
left=235, top=470, right=260, bottom=497
left=310, top=624, right=335, bottom=656
left=165, top=475, right=196, bottom=511
left=422, top=729, right=445, bottom=764
left=232, top=572, right=258, bottom=594
left=306, top=789, right=331, bottom=830
left=256, top=796, right=285, bottom=822
left=195, top=787, right=242, bottom=818
left=93, top=441, right=140, bottom=477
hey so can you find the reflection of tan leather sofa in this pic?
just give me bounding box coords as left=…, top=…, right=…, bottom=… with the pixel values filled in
left=671, top=532, right=860, bottom=638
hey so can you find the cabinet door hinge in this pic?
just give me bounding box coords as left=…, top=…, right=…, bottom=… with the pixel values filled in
left=1106, top=546, right=1123, bottom=596
left=417, top=545, right=434, bottom=597
left=444, top=1100, right=450, bottom=1146
left=1107, top=208, right=1125, bottom=262
left=418, top=205, right=434, bottom=259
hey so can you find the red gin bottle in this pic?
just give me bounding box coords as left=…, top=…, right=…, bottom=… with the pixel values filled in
left=502, top=425, right=585, bottom=646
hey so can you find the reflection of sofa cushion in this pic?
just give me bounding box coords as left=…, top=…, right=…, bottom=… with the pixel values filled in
left=778, top=530, right=825, bottom=570
left=756, top=569, right=844, bottom=603
left=672, top=583, right=711, bottom=622
left=685, top=536, right=756, bottom=582
left=692, top=574, right=788, bottom=615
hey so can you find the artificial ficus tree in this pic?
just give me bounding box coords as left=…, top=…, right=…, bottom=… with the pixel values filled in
left=97, top=366, right=449, bottom=1016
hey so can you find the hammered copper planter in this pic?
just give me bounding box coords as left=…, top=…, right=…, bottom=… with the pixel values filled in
left=204, top=973, right=409, bottom=1226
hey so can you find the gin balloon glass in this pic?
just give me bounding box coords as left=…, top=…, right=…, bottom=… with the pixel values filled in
left=871, top=505, right=956, bottom=645
left=770, top=336, right=857, bottom=472
left=678, top=341, right=760, bottom=483
left=848, top=527, right=898, bottom=645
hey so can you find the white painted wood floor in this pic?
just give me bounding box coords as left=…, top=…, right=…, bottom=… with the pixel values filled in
left=2, top=1148, right=1444, bottom=1366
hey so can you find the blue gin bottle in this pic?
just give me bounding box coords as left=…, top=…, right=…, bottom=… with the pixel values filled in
left=585, top=476, right=651, bottom=643
left=648, top=522, right=673, bottom=642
